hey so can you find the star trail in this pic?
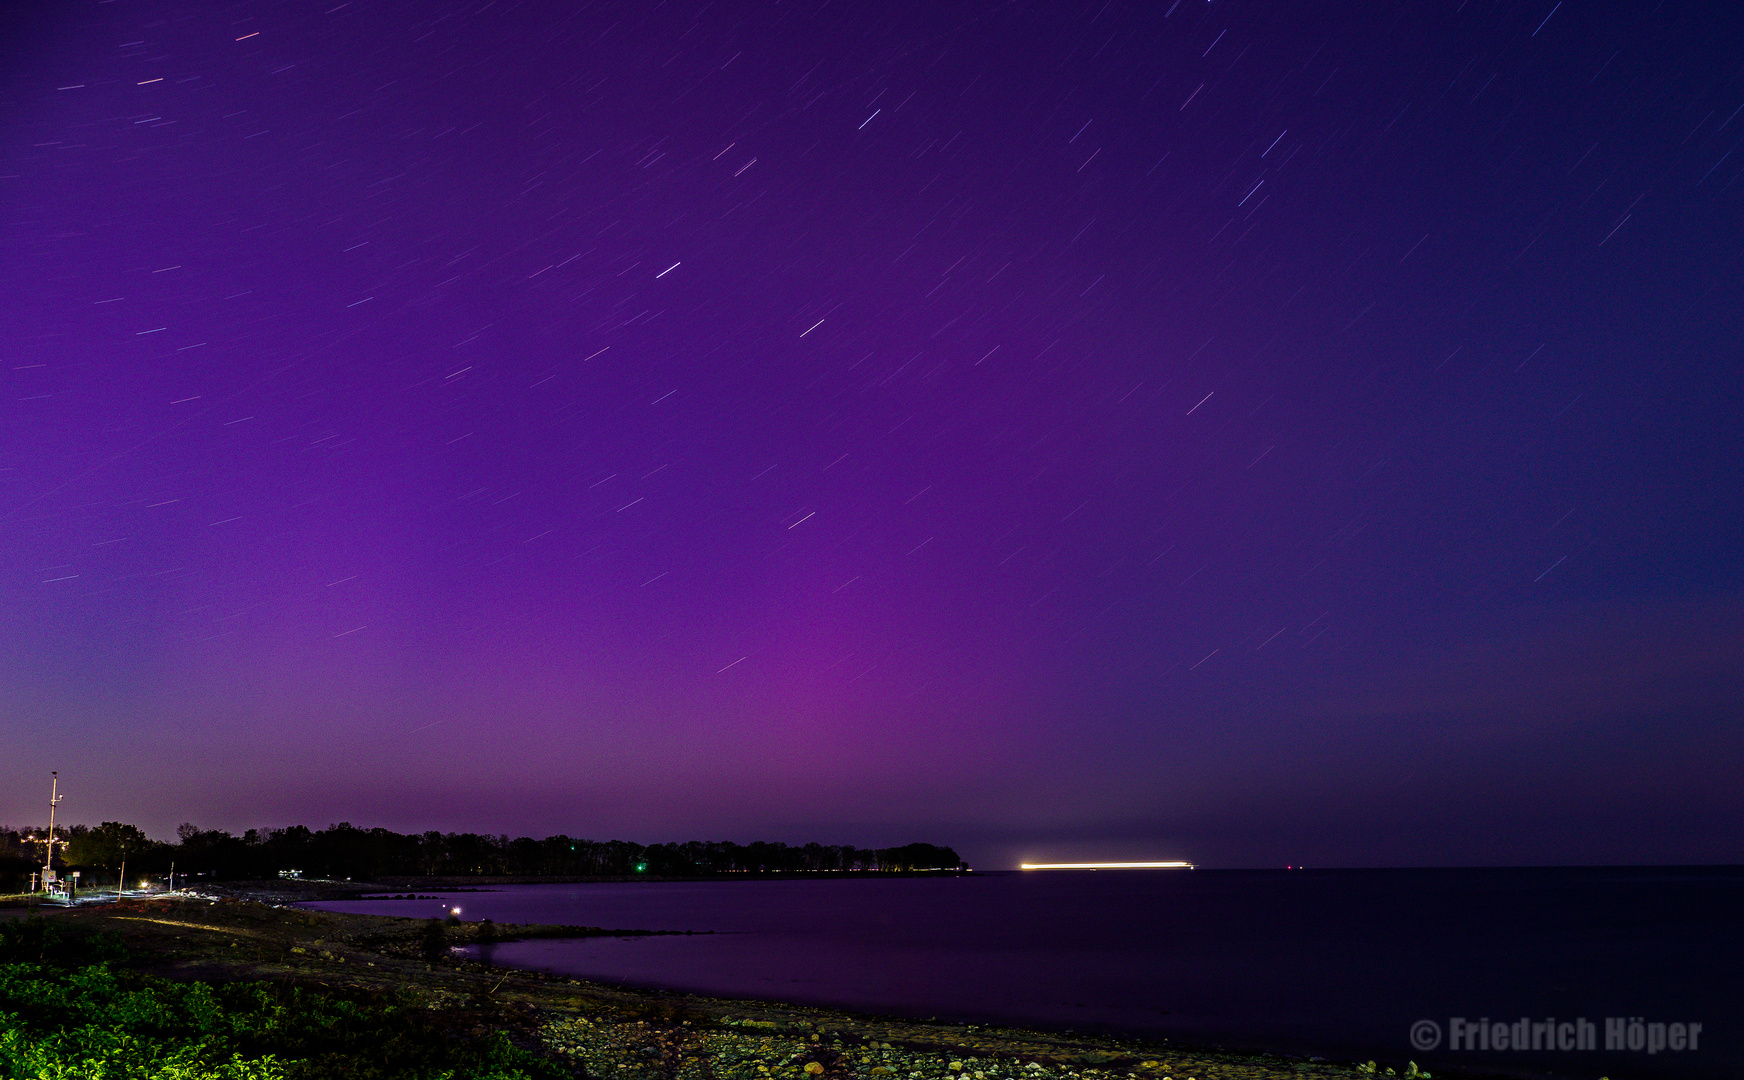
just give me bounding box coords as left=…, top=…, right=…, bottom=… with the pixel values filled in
left=2, top=0, right=1740, bottom=867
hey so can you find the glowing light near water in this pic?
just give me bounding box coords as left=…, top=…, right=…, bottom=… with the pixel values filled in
left=1020, top=861, right=1195, bottom=870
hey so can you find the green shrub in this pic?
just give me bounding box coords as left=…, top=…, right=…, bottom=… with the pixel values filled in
left=0, top=929, right=565, bottom=1080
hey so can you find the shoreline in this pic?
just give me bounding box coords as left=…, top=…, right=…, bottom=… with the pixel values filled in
left=15, top=893, right=1397, bottom=1080
left=7, top=888, right=1638, bottom=1080
left=192, top=871, right=971, bottom=900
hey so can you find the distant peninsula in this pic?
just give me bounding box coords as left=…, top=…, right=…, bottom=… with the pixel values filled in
left=2, top=821, right=965, bottom=891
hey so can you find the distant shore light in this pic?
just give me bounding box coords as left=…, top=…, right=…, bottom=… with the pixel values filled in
left=1019, top=861, right=1194, bottom=870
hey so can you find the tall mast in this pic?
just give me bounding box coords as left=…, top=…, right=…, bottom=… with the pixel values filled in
left=45, top=772, right=63, bottom=883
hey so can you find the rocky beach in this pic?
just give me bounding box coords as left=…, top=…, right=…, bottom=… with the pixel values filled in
left=1, top=888, right=1397, bottom=1080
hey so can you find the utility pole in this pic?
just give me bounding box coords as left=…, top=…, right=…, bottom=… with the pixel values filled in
left=118, top=858, right=126, bottom=900
left=44, top=772, right=63, bottom=887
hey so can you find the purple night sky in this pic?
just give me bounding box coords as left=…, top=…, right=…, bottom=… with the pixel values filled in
left=3, top=0, right=1740, bottom=869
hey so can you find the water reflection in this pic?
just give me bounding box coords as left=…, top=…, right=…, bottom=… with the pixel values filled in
left=477, top=919, right=497, bottom=966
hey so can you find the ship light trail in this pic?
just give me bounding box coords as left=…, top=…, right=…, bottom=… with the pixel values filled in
left=1020, top=861, right=1194, bottom=870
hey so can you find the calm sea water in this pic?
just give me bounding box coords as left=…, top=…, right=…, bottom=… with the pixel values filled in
left=308, top=868, right=1741, bottom=1079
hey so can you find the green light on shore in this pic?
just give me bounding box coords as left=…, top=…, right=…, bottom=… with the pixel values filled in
left=634, top=861, right=648, bottom=873
left=1019, top=861, right=1194, bottom=870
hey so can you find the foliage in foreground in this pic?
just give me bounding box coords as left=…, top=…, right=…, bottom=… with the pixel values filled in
left=0, top=919, right=567, bottom=1080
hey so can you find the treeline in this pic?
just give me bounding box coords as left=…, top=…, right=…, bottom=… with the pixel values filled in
left=0, top=821, right=964, bottom=889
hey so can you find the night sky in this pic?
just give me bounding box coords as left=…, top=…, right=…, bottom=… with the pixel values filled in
left=4, top=0, right=1741, bottom=869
